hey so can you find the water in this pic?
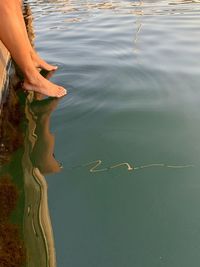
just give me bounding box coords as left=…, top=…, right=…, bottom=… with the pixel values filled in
left=27, top=1, right=200, bottom=266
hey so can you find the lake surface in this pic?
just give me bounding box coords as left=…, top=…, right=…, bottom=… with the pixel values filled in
left=28, top=1, right=200, bottom=266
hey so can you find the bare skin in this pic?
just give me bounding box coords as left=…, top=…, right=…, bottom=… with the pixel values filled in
left=18, top=0, right=58, bottom=71
left=0, top=0, right=67, bottom=97
left=34, top=71, right=56, bottom=100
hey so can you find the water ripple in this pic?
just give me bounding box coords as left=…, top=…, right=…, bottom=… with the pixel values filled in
left=26, top=0, right=200, bottom=122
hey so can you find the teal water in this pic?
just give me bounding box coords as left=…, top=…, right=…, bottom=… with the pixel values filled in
left=28, top=1, right=200, bottom=266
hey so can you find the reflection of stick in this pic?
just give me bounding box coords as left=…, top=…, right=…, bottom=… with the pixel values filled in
left=110, top=162, right=133, bottom=171
left=85, top=160, right=134, bottom=172
left=83, top=160, right=194, bottom=173
left=137, top=163, right=165, bottom=169
left=84, top=160, right=108, bottom=172
left=167, top=164, right=194, bottom=168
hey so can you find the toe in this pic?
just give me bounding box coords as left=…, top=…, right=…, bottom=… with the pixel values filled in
left=63, top=88, right=67, bottom=95
left=59, top=87, right=67, bottom=97
left=56, top=87, right=67, bottom=98
left=48, top=63, right=58, bottom=70
left=39, top=61, right=58, bottom=71
left=47, top=64, right=57, bottom=71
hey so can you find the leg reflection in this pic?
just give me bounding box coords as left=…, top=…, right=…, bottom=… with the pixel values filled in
left=30, top=97, right=62, bottom=175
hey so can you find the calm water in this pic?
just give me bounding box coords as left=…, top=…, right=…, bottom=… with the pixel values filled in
left=28, top=1, right=200, bottom=266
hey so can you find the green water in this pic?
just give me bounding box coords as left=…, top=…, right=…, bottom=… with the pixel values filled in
left=28, top=0, right=200, bottom=266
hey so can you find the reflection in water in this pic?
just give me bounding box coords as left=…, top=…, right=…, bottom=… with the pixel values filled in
left=0, top=176, right=26, bottom=267
left=0, top=75, right=26, bottom=267
left=0, top=3, right=60, bottom=264
left=21, top=4, right=59, bottom=265
left=169, top=0, right=200, bottom=4
left=70, top=159, right=194, bottom=173
left=30, top=97, right=62, bottom=175
left=22, top=81, right=60, bottom=267
left=23, top=2, right=35, bottom=49
left=84, top=160, right=194, bottom=172
left=23, top=1, right=200, bottom=267
left=1, top=1, right=200, bottom=267
left=0, top=68, right=60, bottom=267
left=29, top=0, right=200, bottom=18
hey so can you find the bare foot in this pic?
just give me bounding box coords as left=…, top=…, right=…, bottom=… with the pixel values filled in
left=33, top=70, right=55, bottom=100
left=23, top=72, right=67, bottom=98
left=31, top=50, right=58, bottom=71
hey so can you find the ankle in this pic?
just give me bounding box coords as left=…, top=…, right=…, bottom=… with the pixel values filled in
left=24, top=70, right=40, bottom=85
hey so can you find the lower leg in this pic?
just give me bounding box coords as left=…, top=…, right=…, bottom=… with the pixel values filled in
left=0, top=1, right=66, bottom=97
left=17, top=0, right=57, bottom=71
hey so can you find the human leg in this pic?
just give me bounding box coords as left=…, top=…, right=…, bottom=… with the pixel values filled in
left=0, top=1, right=66, bottom=97
left=17, top=0, right=58, bottom=71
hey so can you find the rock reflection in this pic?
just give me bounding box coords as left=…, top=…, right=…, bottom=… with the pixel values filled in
left=0, top=69, right=60, bottom=267
left=0, top=175, right=26, bottom=267
left=0, top=75, right=26, bottom=267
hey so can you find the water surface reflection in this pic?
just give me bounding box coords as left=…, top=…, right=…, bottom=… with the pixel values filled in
left=23, top=89, right=60, bottom=267
left=0, top=71, right=60, bottom=267
left=24, top=1, right=200, bottom=267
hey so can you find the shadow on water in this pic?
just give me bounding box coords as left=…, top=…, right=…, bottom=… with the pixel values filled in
left=0, top=69, right=60, bottom=267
